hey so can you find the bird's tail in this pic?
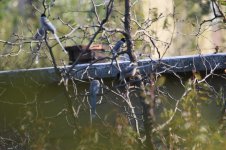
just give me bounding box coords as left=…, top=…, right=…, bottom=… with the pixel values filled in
left=90, top=95, right=97, bottom=118
left=53, top=33, right=67, bottom=54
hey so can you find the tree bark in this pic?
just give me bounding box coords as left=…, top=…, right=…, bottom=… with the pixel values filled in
left=124, top=1, right=155, bottom=149
left=124, top=0, right=137, bottom=63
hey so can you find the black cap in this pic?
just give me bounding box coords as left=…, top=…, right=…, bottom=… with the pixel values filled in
left=121, top=38, right=126, bottom=42
left=41, top=14, right=46, bottom=17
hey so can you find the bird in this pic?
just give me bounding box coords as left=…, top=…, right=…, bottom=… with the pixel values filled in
left=119, top=63, right=137, bottom=81
left=214, top=46, right=219, bottom=54
left=40, top=13, right=67, bottom=53
left=112, top=38, right=126, bottom=57
left=89, top=80, right=100, bottom=118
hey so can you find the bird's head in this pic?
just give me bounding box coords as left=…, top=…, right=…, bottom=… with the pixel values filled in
left=41, top=13, right=46, bottom=17
left=121, top=38, right=126, bottom=43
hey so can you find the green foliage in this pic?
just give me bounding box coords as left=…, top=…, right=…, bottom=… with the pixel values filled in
left=220, top=0, right=226, bottom=6
left=76, top=125, right=140, bottom=150
left=174, top=0, right=210, bottom=20
left=10, top=107, right=142, bottom=150
left=0, top=0, right=11, bottom=20
left=157, top=81, right=226, bottom=149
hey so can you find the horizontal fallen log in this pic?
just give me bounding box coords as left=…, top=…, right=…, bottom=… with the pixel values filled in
left=0, top=53, right=225, bottom=80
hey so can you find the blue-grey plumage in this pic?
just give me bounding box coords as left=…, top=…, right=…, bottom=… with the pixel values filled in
left=39, top=14, right=67, bottom=53
left=90, top=94, right=97, bottom=118
left=112, top=38, right=126, bottom=56
left=89, top=80, right=100, bottom=118
left=90, top=80, right=100, bottom=95
left=119, top=63, right=137, bottom=81
left=40, top=14, right=56, bottom=34
left=34, top=28, right=45, bottom=40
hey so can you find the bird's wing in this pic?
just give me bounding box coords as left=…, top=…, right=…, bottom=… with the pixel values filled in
left=112, top=41, right=124, bottom=53
left=34, top=28, right=45, bottom=40
left=41, top=17, right=56, bottom=34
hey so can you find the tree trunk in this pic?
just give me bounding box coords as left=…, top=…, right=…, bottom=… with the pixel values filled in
left=124, top=0, right=137, bottom=63
left=124, top=1, right=155, bottom=149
